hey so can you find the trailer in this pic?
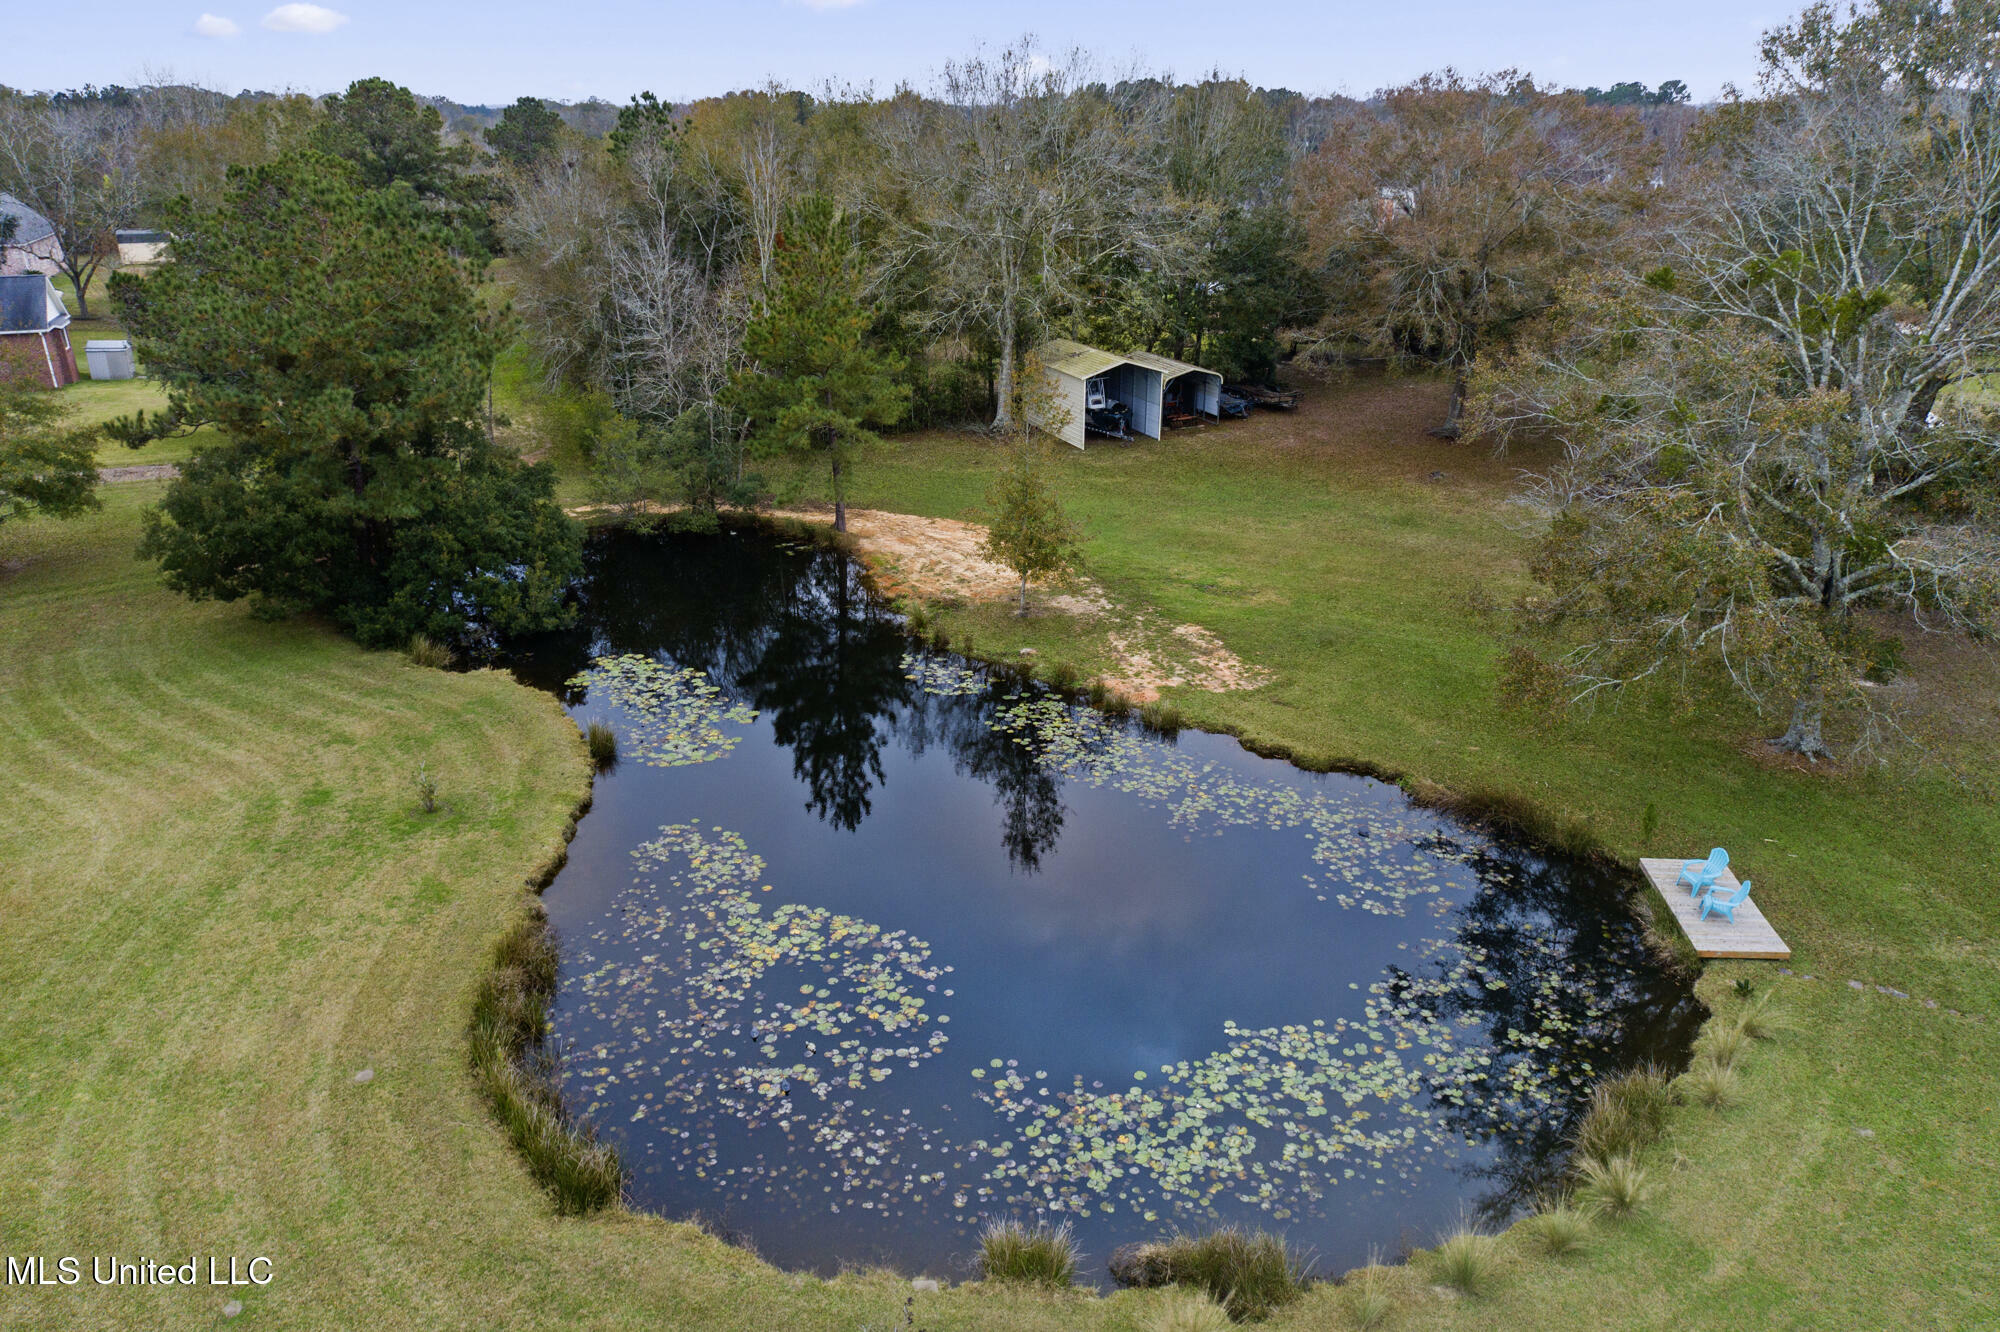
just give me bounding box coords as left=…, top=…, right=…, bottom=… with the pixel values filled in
left=1224, top=381, right=1300, bottom=411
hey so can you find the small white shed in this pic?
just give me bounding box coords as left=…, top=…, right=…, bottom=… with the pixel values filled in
left=1125, top=350, right=1223, bottom=423
left=86, top=339, right=135, bottom=380
left=1030, top=339, right=1163, bottom=449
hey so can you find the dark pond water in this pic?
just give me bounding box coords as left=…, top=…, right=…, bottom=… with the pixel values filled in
left=504, top=524, right=1704, bottom=1283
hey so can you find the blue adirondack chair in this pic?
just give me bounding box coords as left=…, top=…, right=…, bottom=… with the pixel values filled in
left=1699, top=879, right=1753, bottom=923
left=1679, top=847, right=1729, bottom=895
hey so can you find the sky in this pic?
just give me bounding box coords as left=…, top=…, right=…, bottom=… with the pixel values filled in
left=5, top=1, right=1799, bottom=106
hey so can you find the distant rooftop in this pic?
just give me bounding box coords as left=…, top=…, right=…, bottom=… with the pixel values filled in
left=1, top=193, right=57, bottom=247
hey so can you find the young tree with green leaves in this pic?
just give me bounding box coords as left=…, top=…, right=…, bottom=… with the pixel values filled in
left=731, top=195, right=907, bottom=533
left=982, top=354, right=1084, bottom=614
left=0, top=389, right=99, bottom=527
left=110, top=152, right=580, bottom=647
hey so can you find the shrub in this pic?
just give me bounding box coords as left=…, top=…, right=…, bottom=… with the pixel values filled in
left=1526, top=1201, right=1591, bottom=1257
left=977, top=1219, right=1076, bottom=1288
left=414, top=764, right=439, bottom=813
left=1732, top=976, right=1756, bottom=999
left=1151, top=1228, right=1305, bottom=1322
left=1431, top=1227, right=1495, bottom=1297
left=406, top=632, right=455, bottom=669
left=1148, top=1288, right=1233, bottom=1332
left=1577, top=1153, right=1649, bottom=1218
left=584, top=720, right=617, bottom=767
left=1681, top=1057, right=1741, bottom=1110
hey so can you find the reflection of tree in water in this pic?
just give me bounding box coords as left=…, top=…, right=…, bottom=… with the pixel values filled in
left=899, top=652, right=1067, bottom=873
left=511, top=526, right=1065, bottom=853
left=735, top=553, right=912, bottom=831
left=1394, top=837, right=1707, bottom=1221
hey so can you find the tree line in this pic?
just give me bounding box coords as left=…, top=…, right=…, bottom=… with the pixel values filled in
left=3, top=2, right=1996, bottom=762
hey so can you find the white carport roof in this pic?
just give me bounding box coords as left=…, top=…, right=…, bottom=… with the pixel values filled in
left=1122, top=349, right=1221, bottom=381
left=1039, top=338, right=1141, bottom=380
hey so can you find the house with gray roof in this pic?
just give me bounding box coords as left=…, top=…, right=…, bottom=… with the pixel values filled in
left=0, top=273, right=78, bottom=388
left=1, top=192, right=66, bottom=278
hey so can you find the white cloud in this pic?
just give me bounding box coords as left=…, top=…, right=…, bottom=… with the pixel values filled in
left=261, top=2, right=349, bottom=33
left=193, top=12, right=241, bottom=36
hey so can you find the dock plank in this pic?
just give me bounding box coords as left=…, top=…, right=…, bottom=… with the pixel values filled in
left=1639, top=858, right=1792, bottom=961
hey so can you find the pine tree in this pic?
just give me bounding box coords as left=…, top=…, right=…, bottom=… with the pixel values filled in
left=730, top=195, right=907, bottom=533
left=109, top=152, right=580, bottom=646
left=0, top=389, right=99, bottom=527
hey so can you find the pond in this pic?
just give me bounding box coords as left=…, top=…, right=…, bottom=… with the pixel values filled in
left=503, top=523, right=1704, bottom=1283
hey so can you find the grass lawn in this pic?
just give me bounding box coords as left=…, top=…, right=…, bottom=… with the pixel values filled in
left=2, top=371, right=1995, bottom=1327
left=43, top=268, right=218, bottom=467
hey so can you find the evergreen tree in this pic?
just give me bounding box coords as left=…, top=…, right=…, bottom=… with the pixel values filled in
left=313, top=78, right=497, bottom=251
left=110, top=153, right=580, bottom=646
left=730, top=195, right=907, bottom=532
left=487, top=96, right=564, bottom=169
left=0, top=389, right=99, bottom=527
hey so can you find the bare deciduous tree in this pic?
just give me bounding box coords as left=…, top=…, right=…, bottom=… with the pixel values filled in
left=871, top=41, right=1169, bottom=430
left=0, top=93, right=144, bottom=317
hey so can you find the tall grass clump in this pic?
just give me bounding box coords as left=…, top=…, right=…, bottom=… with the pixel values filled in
left=1431, top=1227, right=1496, bottom=1297
left=1345, top=1263, right=1393, bottom=1330
left=977, top=1219, right=1077, bottom=1288
left=1577, top=1153, right=1650, bottom=1219
left=1152, top=1228, right=1305, bottom=1321
left=468, top=915, right=622, bottom=1216
left=1681, top=1057, right=1741, bottom=1110
left=407, top=633, right=454, bottom=669
left=1148, top=1288, right=1234, bottom=1332
left=1735, top=991, right=1779, bottom=1041
left=1048, top=659, right=1082, bottom=691
left=1526, top=1200, right=1591, bottom=1256
left=1702, top=1022, right=1751, bottom=1070
left=1140, top=700, right=1185, bottom=735
left=584, top=720, right=617, bottom=767
left=1573, top=1064, right=1673, bottom=1164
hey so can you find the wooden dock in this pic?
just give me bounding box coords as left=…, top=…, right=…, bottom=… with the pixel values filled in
left=1639, top=858, right=1792, bottom=961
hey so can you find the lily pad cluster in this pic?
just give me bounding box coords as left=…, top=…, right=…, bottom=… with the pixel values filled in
left=566, top=655, right=758, bottom=766
left=559, top=824, right=968, bottom=1216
